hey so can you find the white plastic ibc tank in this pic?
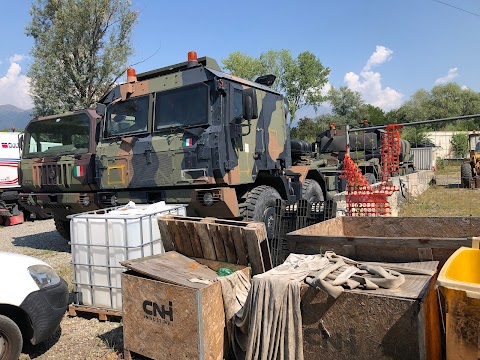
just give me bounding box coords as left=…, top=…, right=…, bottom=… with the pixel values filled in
left=70, top=202, right=186, bottom=311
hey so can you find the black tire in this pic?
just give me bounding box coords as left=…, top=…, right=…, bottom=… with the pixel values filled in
left=461, top=163, right=472, bottom=188
left=364, top=172, right=376, bottom=185
left=0, top=314, right=22, bottom=360
left=54, top=217, right=71, bottom=241
left=302, top=179, right=324, bottom=203
left=241, top=185, right=281, bottom=240
left=407, top=166, right=414, bottom=175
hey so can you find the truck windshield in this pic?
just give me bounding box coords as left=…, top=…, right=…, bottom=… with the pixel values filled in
left=23, top=113, right=91, bottom=158
left=154, top=83, right=210, bottom=130
left=104, top=95, right=149, bottom=137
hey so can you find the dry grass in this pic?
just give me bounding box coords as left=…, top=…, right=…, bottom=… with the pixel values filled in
left=400, top=164, right=480, bottom=217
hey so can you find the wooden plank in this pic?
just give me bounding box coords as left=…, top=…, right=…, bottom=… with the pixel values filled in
left=184, top=221, right=204, bottom=258
left=244, top=223, right=266, bottom=275
left=218, top=225, right=238, bottom=264
left=194, top=222, right=217, bottom=260
left=121, top=252, right=218, bottom=288
left=167, top=220, right=185, bottom=254
left=286, top=234, right=471, bottom=249
left=68, top=304, right=122, bottom=320
left=176, top=220, right=194, bottom=257
left=210, top=225, right=227, bottom=262
left=158, top=218, right=175, bottom=251
left=230, top=226, right=248, bottom=265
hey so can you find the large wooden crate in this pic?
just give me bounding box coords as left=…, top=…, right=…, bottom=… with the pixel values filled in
left=158, top=215, right=272, bottom=275
left=121, top=252, right=248, bottom=360
left=287, top=217, right=479, bottom=267
left=301, top=261, right=441, bottom=360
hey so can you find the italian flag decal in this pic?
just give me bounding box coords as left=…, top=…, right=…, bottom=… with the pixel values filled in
left=183, top=137, right=193, bottom=147
left=73, top=165, right=85, bottom=177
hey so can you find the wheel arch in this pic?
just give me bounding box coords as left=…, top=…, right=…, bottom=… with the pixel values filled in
left=306, top=170, right=327, bottom=199
left=0, top=304, right=33, bottom=343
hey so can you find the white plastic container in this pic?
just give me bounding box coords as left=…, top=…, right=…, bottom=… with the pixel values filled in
left=69, top=202, right=186, bottom=311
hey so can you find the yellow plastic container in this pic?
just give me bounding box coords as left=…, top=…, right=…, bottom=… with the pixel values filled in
left=437, top=238, right=480, bottom=360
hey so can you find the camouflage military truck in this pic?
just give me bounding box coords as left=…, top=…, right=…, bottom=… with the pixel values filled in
left=19, top=52, right=339, bottom=239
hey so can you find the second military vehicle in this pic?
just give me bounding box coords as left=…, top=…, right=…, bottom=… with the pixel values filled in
left=19, top=52, right=339, bottom=239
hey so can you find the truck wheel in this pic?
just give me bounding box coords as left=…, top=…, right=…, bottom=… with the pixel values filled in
left=54, top=217, right=71, bottom=241
left=302, top=179, right=324, bottom=203
left=461, top=163, right=472, bottom=188
left=364, top=173, right=376, bottom=185
left=0, top=315, right=22, bottom=360
left=242, top=185, right=281, bottom=240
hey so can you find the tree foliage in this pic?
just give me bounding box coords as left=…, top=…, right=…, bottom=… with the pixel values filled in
left=329, top=86, right=363, bottom=118
left=394, top=83, right=480, bottom=130
left=450, top=133, right=469, bottom=158
left=289, top=117, right=322, bottom=142
left=222, top=50, right=330, bottom=124
left=26, top=0, right=138, bottom=117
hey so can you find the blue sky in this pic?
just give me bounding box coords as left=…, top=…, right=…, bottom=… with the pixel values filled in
left=1, top=0, right=479, bottom=118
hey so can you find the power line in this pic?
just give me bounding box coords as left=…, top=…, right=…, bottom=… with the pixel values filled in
left=433, top=0, right=480, bottom=17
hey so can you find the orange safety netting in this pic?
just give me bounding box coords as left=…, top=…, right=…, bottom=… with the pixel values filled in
left=340, top=124, right=402, bottom=216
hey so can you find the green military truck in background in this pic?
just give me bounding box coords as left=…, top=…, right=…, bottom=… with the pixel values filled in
left=315, top=125, right=415, bottom=184
left=19, top=53, right=340, bottom=240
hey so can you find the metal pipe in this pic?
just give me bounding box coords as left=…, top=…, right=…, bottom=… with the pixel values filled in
left=348, top=114, right=480, bottom=133
left=345, top=124, right=350, bottom=155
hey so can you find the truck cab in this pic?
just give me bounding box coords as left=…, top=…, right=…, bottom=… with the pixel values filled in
left=18, top=109, right=100, bottom=236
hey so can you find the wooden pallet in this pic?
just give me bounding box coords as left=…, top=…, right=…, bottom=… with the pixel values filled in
left=68, top=304, right=122, bottom=321
left=158, top=215, right=272, bottom=275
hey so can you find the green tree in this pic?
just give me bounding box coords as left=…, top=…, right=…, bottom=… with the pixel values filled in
left=450, top=133, right=469, bottom=158
left=290, top=117, right=321, bottom=141
left=26, top=0, right=138, bottom=117
left=221, top=52, right=263, bottom=82
left=328, top=86, right=363, bottom=117
left=359, top=104, right=386, bottom=125
left=401, top=127, right=430, bottom=147
left=223, top=50, right=330, bottom=124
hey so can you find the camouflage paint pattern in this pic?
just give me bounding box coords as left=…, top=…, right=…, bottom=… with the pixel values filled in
left=19, top=55, right=329, bottom=220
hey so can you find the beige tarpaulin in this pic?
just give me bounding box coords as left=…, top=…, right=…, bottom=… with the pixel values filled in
left=219, top=252, right=409, bottom=360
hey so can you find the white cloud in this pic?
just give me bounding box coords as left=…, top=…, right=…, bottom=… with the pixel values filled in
left=434, top=68, right=458, bottom=85
left=0, top=62, right=33, bottom=110
left=461, top=85, right=468, bottom=90
left=9, top=54, right=24, bottom=64
left=344, top=46, right=403, bottom=111
left=363, top=46, right=393, bottom=72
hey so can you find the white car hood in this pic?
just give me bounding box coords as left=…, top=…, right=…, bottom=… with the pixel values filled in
left=0, top=252, right=50, bottom=306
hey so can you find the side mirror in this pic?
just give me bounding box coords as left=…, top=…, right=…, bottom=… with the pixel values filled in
left=242, top=88, right=258, bottom=121
left=18, top=134, right=23, bottom=151
left=96, top=103, right=106, bottom=117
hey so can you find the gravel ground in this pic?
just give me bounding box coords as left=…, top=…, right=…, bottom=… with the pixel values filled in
left=1, top=219, right=124, bottom=360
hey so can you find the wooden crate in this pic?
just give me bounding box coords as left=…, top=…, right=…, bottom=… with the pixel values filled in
left=121, top=252, right=248, bottom=360
left=158, top=215, right=272, bottom=275
left=301, top=261, right=441, bottom=360
left=287, top=217, right=478, bottom=267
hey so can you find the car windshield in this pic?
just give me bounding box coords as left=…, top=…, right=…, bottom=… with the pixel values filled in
left=104, top=95, right=149, bottom=137
left=154, top=83, right=210, bottom=130
left=23, top=113, right=91, bottom=158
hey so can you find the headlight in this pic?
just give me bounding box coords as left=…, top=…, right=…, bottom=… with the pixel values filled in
left=28, top=265, right=61, bottom=289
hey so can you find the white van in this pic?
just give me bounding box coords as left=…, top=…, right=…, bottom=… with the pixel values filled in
left=0, top=252, right=68, bottom=360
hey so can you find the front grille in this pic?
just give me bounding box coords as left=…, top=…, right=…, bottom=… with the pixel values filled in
left=34, top=164, right=71, bottom=187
